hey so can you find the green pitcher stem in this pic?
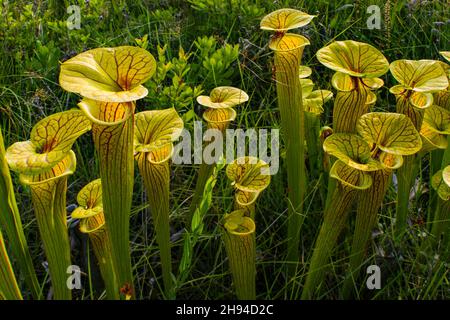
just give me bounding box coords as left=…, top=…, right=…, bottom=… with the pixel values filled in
left=222, top=225, right=256, bottom=300
left=430, top=199, right=450, bottom=248
left=89, top=229, right=119, bottom=299
left=394, top=95, right=424, bottom=238
left=273, top=47, right=306, bottom=276
left=93, top=113, right=135, bottom=297
left=305, top=112, right=321, bottom=181
left=29, top=174, right=72, bottom=300
left=138, top=157, right=174, bottom=298
left=333, top=85, right=369, bottom=134
left=0, top=230, right=23, bottom=300
left=301, top=184, right=357, bottom=299
left=0, top=129, right=41, bottom=299
left=342, top=170, right=391, bottom=298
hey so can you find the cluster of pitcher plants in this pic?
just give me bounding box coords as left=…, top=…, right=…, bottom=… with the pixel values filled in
left=1, top=8, right=449, bottom=300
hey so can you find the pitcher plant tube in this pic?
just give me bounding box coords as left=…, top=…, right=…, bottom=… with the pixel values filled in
left=389, top=59, right=448, bottom=237
left=0, top=229, right=22, bottom=300
left=134, top=108, right=183, bottom=298
left=316, top=40, right=389, bottom=133
left=6, top=110, right=91, bottom=299
left=260, top=8, right=315, bottom=272
left=300, top=78, right=333, bottom=187
left=0, top=128, right=40, bottom=299
left=60, top=46, right=157, bottom=296
left=342, top=112, right=422, bottom=298
left=72, top=179, right=119, bottom=299
left=189, top=86, right=249, bottom=220
left=222, top=209, right=256, bottom=300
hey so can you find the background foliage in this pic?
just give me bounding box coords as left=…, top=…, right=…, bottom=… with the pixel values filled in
left=0, top=0, right=449, bottom=299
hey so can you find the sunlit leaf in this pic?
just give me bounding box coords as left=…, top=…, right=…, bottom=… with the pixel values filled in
left=389, top=59, right=448, bottom=92
left=226, top=157, right=271, bottom=193
left=331, top=72, right=355, bottom=91
left=379, top=151, right=403, bottom=170
left=441, top=51, right=450, bottom=63
left=299, top=66, right=312, bottom=79
left=300, top=79, right=314, bottom=97
left=362, top=77, right=384, bottom=89
left=224, top=210, right=255, bottom=235
left=134, top=108, right=183, bottom=153
left=72, top=179, right=103, bottom=219
left=422, top=104, right=450, bottom=135
left=329, top=160, right=372, bottom=190
left=365, top=91, right=377, bottom=105
left=420, top=124, right=448, bottom=152
left=269, top=33, right=310, bottom=53
left=323, top=133, right=382, bottom=171
left=357, top=112, right=422, bottom=155
left=203, top=108, right=237, bottom=124
left=316, top=40, right=389, bottom=78
left=304, top=90, right=333, bottom=114
left=260, top=8, right=315, bottom=31
left=235, top=190, right=260, bottom=207
left=78, top=99, right=134, bottom=125
left=60, top=46, right=156, bottom=102
left=6, top=110, right=91, bottom=175
left=197, top=87, right=249, bottom=109
left=431, top=169, right=450, bottom=201
left=443, top=165, right=450, bottom=187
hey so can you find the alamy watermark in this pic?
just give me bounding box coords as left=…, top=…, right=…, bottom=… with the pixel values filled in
left=172, top=121, right=279, bottom=175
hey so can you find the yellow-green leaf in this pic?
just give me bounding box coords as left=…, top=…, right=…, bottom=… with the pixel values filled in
left=441, top=51, right=450, bottom=63
left=197, top=87, right=249, bottom=109
left=323, top=133, right=382, bottom=171
left=72, top=179, right=103, bottom=219
left=329, top=160, right=372, bottom=190
left=60, top=46, right=156, bottom=102
left=316, top=40, right=389, bottom=78
left=431, top=169, right=450, bottom=201
left=203, top=108, right=237, bottom=124
left=422, top=104, right=450, bottom=135
left=6, top=110, right=91, bottom=175
left=78, top=99, right=134, bottom=125
left=226, top=157, right=271, bottom=193
left=420, top=124, right=448, bottom=152
left=260, top=8, right=315, bottom=31
left=134, top=108, right=184, bottom=154
left=299, top=66, right=312, bottom=79
left=362, top=77, right=384, bottom=89
left=331, top=72, right=355, bottom=91
left=269, top=33, right=310, bottom=52
left=357, top=112, right=422, bottom=155
left=443, top=165, right=450, bottom=187
left=235, top=190, right=260, bottom=207
left=224, top=210, right=255, bottom=235
left=304, top=90, right=333, bottom=114
left=300, top=79, right=314, bottom=97
left=379, top=151, right=403, bottom=170
left=389, top=59, right=448, bottom=92
left=80, top=213, right=106, bottom=234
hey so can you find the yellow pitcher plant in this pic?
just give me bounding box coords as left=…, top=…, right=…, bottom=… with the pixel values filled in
left=223, top=156, right=270, bottom=299
left=134, top=108, right=183, bottom=298
left=430, top=166, right=450, bottom=255
left=389, top=59, right=448, bottom=237
left=60, top=46, right=157, bottom=297
left=342, top=112, right=422, bottom=298
left=316, top=40, right=389, bottom=133
left=6, top=110, right=91, bottom=299
left=189, top=86, right=249, bottom=220
left=72, top=179, right=119, bottom=299
left=303, top=112, right=421, bottom=298
left=226, top=157, right=271, bottom=219
left=260, top=8, right=315, bottom=271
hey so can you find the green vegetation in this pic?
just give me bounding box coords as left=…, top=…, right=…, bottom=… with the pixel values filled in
left=0, top=0, right=449, bottom=300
